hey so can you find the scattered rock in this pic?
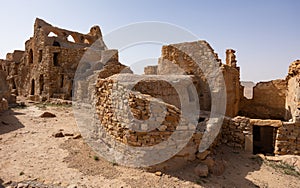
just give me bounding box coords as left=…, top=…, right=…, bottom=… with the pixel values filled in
left=155, top=171, right=162, bottom=176
left=282, top=156, right=300, bottom=173
left=53, top=132, right=64, bottom=138
left=17, top=182, right=29, bottom=188
left=67, top=184, right=78, bottom=188
left=3, top=180, right=12, bottom=185
left=211, top=159, right=225, bottom=176
left=73, top=134, right=82, bottom=139
left=40, top=112, right=56, bottom=118
left=202, top=157, right=215, bottom=171
left=194, top=163, right=209, bottom=177
left=196, top=150, right=211, bottom=160
left=1, top=121, right=9, bottom=125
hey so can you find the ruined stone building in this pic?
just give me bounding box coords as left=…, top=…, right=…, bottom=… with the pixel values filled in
left=0, top=18, right=106, bottom=101
left=0, top=19, right=299, bottom=170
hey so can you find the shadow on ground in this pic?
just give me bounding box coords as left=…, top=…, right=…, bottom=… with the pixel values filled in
left=0, top=178, right=4, bottom=188
left=148, top=145, right=263, bottom=187
left=0, top=109, right=25, bottom=135
left=61, top=136, right=264, bottom=187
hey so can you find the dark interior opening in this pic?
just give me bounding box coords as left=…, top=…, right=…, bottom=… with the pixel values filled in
left=70, top=80, right=73, bottom=98
left=38, top=50, right=43, bottom=62
left=53, top=41, right=60, bottom=47
left=28, top=49, right=33, bottom=64
left=53, top=52, right=59, bottom=66
left=12, top=79, right=17, bottom=89
left=39, top=74, right=44, bottom=94
left=60, top=74, right=64, bottom=88
left=253, top=125, right=277, bottom=155
left=31, top=79, right=35, bottom=95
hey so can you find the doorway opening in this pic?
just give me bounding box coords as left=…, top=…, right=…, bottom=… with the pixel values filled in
left=253, top=125, right=277, bottom=155
left=31, top=79, right=35, bottom=95
left=39, top=74, right=44, bottom=94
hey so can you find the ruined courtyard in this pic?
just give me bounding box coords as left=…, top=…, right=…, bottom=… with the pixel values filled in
left=0, top=19, right=299, bottom=188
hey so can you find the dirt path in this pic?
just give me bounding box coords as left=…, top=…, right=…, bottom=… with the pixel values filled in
left=0, top=102, right=299, bottom=187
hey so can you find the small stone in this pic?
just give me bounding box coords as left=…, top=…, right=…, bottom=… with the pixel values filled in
left=3, top=180, right=12, bottom=185
left=196, top=150, right=210, bottom=160
left=157, top=125, right=167, bottom=131
left=64, top=133, right=74, bottom=136
left=155, top=171, right=162, bottom=176
left=211, top=159, right=225, bottom=176
left=67, top=184, right=78, bottom=188
left=53, top=132, right=64, bottom=138
left=17, top=183, right=29, bottom=188
left=194, top=163, right=209, bottom=177
left=40, top=112, right=56, bottom=118
left=73, top=134, right=82, bottom=139
left=1, top=121, right=9, bottom=125
left=202, top=157, right=215, bottom=170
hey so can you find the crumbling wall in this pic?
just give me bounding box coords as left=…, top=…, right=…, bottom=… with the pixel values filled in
left=285, top=60, right=300, bottom=121
left=0, top=70, right=10, bottom=112
left=144, top=65, right=158, bottom=75
left=0, top=18, right=107, bottom=101
left=222, top=64, right=240, bottom=117
left=275, top=122, right=300, bottom=155
left=157, top=42, right=240, bottom=117
left=95, top=77, right=181, bottom=147
left=239, top=79, right=287, bottom=120
left=6, top=50, right=24, bottom=63
left=94, top=73, right=221, bottom=165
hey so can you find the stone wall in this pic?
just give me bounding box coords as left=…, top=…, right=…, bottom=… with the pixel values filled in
left=239, top=79, right=287, bottom=120
left=0, top=70, right=10, bottom=112
left=93, top=73, right=220, bottom=165
left=157, top=41, right=240, bottom=117
left=275, top=122, right=300, bottom=155
left=221, top=116, right=251, bottom=149
left=285, top=60, right=300, bottom=121
left=144, top=65, right=158, bottom=75
left=221, top=116, right=300, bottom=155
left=221, top=64, right=240, bottom=117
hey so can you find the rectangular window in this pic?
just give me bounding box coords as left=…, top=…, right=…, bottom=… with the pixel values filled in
left=38, top=50, right=43, bottom=62
left=53, top=52, right=59, bottom=66
left=61, top=75, right=64, bottom=88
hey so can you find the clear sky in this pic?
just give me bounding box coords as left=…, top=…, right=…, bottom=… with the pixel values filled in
left=0, top=0, right=299, bottom=82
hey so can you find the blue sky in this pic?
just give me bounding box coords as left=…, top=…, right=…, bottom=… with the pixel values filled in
left=0, top=0, right=299, bottom=82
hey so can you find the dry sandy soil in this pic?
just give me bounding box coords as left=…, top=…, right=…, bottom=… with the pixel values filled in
left=0, top=100, right=299, bottom=188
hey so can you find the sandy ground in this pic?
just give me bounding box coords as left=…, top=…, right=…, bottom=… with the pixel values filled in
left=0, top=101, right=299, bottom=188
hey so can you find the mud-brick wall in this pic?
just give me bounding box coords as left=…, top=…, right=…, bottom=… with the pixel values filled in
left=275, top=122, right=300, bottom=155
